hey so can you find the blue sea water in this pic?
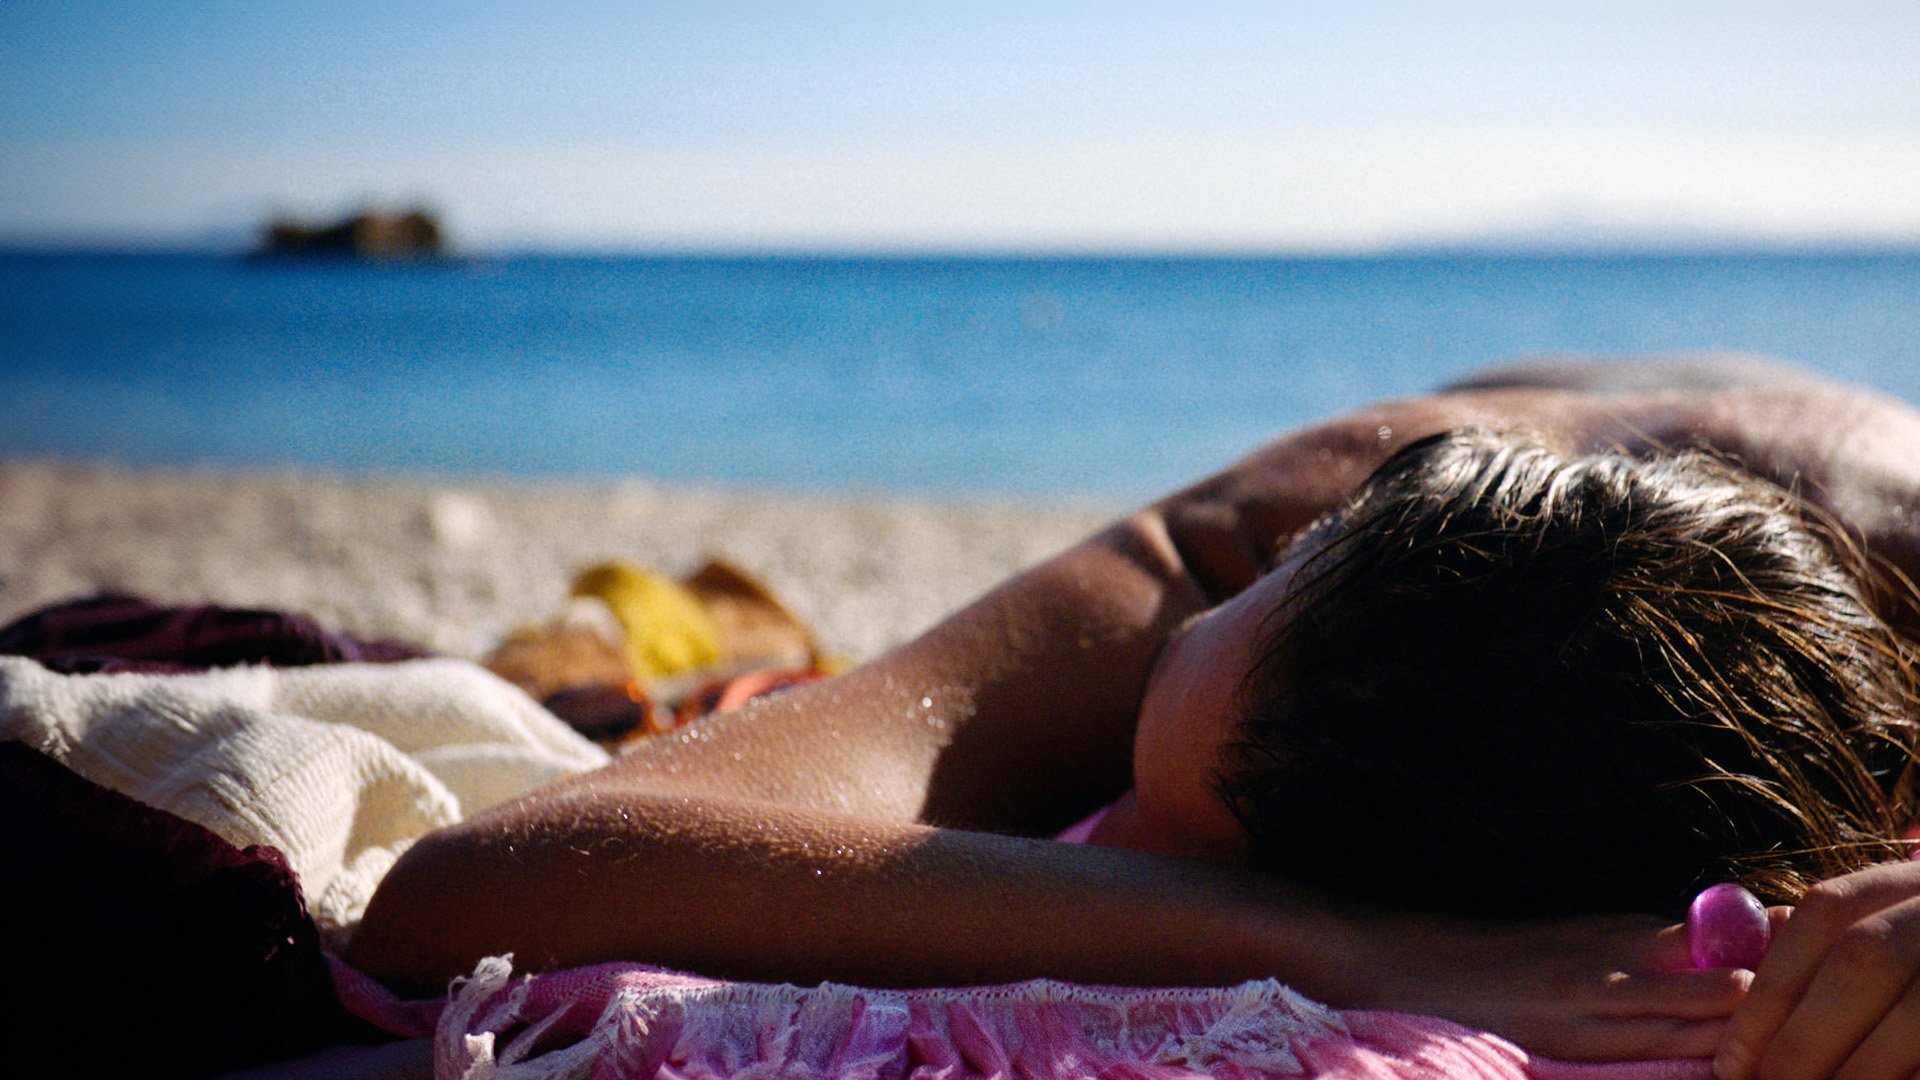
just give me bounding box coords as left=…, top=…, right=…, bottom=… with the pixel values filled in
left=2, top=250, right=1916, bottom=500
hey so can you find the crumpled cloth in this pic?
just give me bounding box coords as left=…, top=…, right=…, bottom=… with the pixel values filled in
left=0, top=741, right=380, bottom=1077
left=0, top=655, right=609, bottom=945
left=0, top=593, right=427, bottom=674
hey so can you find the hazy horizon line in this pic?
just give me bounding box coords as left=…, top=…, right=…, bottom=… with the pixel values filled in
left=7, top=230, right=1920, bottom=261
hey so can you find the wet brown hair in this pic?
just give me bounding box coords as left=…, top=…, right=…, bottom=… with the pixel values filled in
left=1219, top=430, right=1920, bottom=918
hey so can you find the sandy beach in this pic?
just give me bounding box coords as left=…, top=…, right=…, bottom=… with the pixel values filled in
left=0, top=459, right=1117, bottom=663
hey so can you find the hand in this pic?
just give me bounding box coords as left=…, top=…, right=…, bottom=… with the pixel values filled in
left=1361, top=912, right=1750, bottom=1062
left=1716, top=860, right=1920, bottom=1080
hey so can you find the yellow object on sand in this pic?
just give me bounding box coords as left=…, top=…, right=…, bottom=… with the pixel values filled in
left=571, top=562, right=724, bottom=680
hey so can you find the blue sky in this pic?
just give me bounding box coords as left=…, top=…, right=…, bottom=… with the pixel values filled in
left=4, top=1, right=1917, bottom=251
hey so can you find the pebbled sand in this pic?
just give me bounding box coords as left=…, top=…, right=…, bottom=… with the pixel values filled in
left=0, top=460, right=1118, bottom=662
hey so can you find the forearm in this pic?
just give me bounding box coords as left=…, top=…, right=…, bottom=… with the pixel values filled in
left=347, top=787, right=1364, bottom=1001
left=347, top=787, right=1747, bottom=1065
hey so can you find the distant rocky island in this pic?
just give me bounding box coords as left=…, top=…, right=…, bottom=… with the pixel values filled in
left=255, top=207, right=447, bottom=260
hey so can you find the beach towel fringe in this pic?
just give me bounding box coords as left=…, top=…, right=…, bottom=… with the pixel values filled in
left=438, top=956, right=1352, bottom=1079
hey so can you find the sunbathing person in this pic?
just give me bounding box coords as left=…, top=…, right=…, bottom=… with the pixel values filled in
left=350, top=358, right=1920, bottom=1080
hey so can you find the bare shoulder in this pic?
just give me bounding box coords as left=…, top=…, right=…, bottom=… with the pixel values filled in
left=1434, top=355, right=1919, bottom=471
left=1442, top=352, right=1833, bottom=396
left=1623, top=382, right=1920, bottom=627
left=1680, top=383, right=1920, bottom=497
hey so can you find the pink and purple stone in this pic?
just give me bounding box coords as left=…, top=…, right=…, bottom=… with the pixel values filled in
left=1687, top=883, right=1771, bottom=970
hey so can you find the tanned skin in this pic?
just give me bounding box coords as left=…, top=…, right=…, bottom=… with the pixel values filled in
left=349, top=362, right=1920, bottom=1075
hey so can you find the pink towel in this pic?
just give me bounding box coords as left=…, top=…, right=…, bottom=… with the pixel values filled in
left=333, top=955, right=1710, bottom=1080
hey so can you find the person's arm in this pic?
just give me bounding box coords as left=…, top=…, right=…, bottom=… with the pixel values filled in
left=348, top=765, right=1746, bottom=1062
left=528, top=507, right=1212, bottom=839
left=349, top=783, right=1340, bottom=994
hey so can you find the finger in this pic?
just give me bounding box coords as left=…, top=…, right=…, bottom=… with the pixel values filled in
left=1720, top=866, right=1920, bottom=1080
left=1543, top=1016, right=1729, bottom=1063
left=1646, top=919, right=1698, bottom=973
left=1594, top=967, right=1752, bottom=1020
left=1751, top=895, right=1920, bottom=1080
left=1833, top=983, right=1920, bottom=1080
left=1767, top=906, right=1794, bottom=936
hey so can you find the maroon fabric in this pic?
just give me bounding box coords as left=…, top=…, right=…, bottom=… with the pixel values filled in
left=0, top=593, right=428, bottom=674
left=0, top=741, right=387, bottom=1077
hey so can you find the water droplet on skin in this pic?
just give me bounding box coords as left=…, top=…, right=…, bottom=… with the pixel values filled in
left=1377, top=425, right=1393, bottom=442
left=920, top=696, right=933, bottom=708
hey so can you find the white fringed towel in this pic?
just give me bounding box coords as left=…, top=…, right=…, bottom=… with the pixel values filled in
left=0, top=656, right=609, bottom=946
